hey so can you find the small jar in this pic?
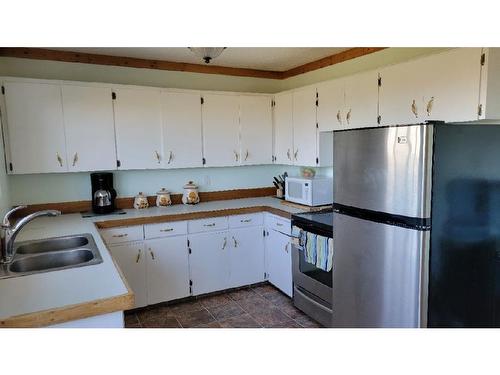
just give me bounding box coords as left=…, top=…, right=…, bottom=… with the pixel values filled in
left=156, top=188, right=172, bottom=207
left=133, top=192, right=149, bottom=209
left=182, top=181, right=200, bottom=205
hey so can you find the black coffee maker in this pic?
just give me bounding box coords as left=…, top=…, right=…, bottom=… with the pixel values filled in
left=91, top=172, right=117, bottom=214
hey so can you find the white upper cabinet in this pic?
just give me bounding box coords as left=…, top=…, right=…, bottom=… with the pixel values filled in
left=202, top=94, right=240, bottom=167
left=162, top=91, right=203, bottom=168
left=343, top=70, right=379, bottom=128
left=317, top=79, right=345, bottom=131
left=239, top=95, right=273, bottom=165
left=113, top=87, right=163, bottom=170
left=62, top=85, right=117, bottom=172
left=3, top=81, right=67, bottom=174
left=292, top=87, right=317, bottom=166
left=273, top=92, right=294, bottom=165
left=379, top=48, right=482, bottom=126
left=477, top=48, right=500, bottom=121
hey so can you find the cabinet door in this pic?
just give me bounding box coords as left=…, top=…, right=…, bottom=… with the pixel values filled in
left=62, top=85, right=117, bottom=172
left=239, top=95, right=273, bottom=165
left=189, top=231, right=230, bottom=295
left=162, top=91, right=203, bottom=168
left=113, top=88, right=163, bottom=170
left=292, top=87, right=317, bottom=166
left=109, top=242, right=147, bottom=308
left=343, top=70, right=379, bottom=128
left=202, top=94, right=240, bottom=167
left=3, top=81, right=67, bottom=173
left=145, top=236, right=190, bottom=305
left=419, top=48, right=482, bottom=122
left=265, top=229, right=292, bottom=297
left=273, top=92, right=294, bottom=165
left=317, top=79, right=345, bottom=131
left=229, top=226, right=265, bottom=288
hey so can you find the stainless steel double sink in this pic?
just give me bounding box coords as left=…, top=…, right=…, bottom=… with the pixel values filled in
left=0, top=233, right=103, bottom=279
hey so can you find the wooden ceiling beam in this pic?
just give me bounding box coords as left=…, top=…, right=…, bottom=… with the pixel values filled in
left=0, top=47, right=386, bottom=80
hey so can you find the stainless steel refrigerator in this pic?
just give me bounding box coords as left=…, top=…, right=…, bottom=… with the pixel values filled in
left=332, top=123, right=500, bottom=328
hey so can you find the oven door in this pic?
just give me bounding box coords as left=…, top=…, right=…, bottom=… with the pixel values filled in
left=292, top=242, right=332, bottom=305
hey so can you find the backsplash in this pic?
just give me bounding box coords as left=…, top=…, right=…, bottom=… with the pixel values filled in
left=9, top=165, right=333, bottom=205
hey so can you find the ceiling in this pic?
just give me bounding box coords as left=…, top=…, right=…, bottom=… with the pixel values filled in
left=53, top=47, right=351, bottom=71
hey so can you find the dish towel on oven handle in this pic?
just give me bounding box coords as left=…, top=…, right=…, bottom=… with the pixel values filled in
left=292, top=226, right=333, bottom=272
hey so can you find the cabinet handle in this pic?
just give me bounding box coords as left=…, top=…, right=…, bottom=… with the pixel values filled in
left=160, top=228, right=174, bottom=232
left=284, top=242, right=289, bottom=253
left=154, top=150, right=161, bottom=163
left=346, top=109, right=351, bottom=125
left=149, top=248, right=155, bottom=260
left=204, top=223, right=216, bottom=227
left=244, top=149, right=249, bottom=161
left=234, top=150, right=239, bottom=162
left=232, top=236, right=238, bottom=248
left=276, top=222, right=283, bottom=227
left=411, top=100, right=418, bottom=118
left=336, top=110, right=342, bottom=124
left=222, top=237, right=227, bottom=250
left=426, top=97, right=434, bottom=116
left=167, top=151, right=173, bottom=164
left=294, top=149, right=298, bottom=161
left=72, top=152, right=78, bottom=167
left=136, top=249, right=142, bottom=263
left=112, top=233, right=128, bottom=238
left=240, top=219, right=252, bottom=223
left=56, top=152, right=63, bottom=167
left=287, top=149, right=291, bottom=160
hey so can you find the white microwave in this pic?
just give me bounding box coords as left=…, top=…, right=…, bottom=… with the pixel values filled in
left=285, top=177, right=333, bottom=206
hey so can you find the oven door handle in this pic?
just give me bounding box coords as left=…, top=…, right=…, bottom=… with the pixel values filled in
left=294, top=287, right=333, bottom=314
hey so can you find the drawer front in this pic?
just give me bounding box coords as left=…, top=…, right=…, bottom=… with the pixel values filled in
left=265, top=214, right=291, bottom=235
left=100, top=226, right=144, bottom=245
left=228, top=213, right=264, bottom=228
left=144, top=221, right=188, bottom=239
left=188, top=216, right=228, bottom=234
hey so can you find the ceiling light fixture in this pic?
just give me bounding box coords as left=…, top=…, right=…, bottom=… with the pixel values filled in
left=188, top=47, right=226, bottom=64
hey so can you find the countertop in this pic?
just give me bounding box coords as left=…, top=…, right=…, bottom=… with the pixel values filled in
left=0, top=196, right=304, bottom=327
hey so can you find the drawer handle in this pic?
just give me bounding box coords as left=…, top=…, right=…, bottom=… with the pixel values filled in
left=160, top=228, right=174, bottom=232
left=136, top=249, right=142, bottom=263
left=222, top=237, right=227, bottom=250
left=276, top=223, right=284, bottom=227
left=112, top=233, right=128, bottom=238
left=240, top=219, right=252, bottom=223
left=149, top=248, right=155, bottom=260
left=204, top=223, right=216, bottom=227
left=232, top=236, right=238, bottom=248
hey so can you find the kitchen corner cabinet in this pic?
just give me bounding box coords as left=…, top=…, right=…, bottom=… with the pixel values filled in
left=292, top=87, right=318, bottom=166
left=273, top=92, right=294, bottom=165
left=2, top=81, right=68, bottom=174
left=189, top=231, right=230, bottom=295
left=239, top=95, right=273, bottom=165
left=145, top=236, right=190, bottom=305
left=162, top=91, right=203, bottom=168
left=379, top=48, right=482, bottom=126
left=113, top=87, right=163, bottom=170
left=109, top=241, right=148, bottom=308
left=62, top=85, right=117, bottom=172
left=202, top=94, right=240, bottom=167
left=479, top=48, right=500, bottom=120
left=229, top=226, right=265, bottom=288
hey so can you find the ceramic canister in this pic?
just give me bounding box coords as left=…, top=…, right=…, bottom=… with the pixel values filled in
left=182, top=181, right=200, bottom=205
left=133, top=192, right=149, bottom=209
left=156, top=188, right=172, bottom=207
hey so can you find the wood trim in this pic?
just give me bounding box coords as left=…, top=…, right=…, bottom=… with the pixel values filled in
left=12, top=187, right=277, bottom=217
left=281, top=47, right=387, bottom=79
left=0, top=292, right=134, bottom=327
left=0, top=47, right=386, bottom=80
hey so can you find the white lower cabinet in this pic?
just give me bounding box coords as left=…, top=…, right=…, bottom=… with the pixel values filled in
left=188, top=231, right=230, bottom=296
left=145, top=236, right=190, bottom=305
left=229, top=226, right=265, bottom=288
left=109, top=241, right=148, bottom=308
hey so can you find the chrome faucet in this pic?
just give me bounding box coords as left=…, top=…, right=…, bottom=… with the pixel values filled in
left=0, top=206, right=61, bottom=264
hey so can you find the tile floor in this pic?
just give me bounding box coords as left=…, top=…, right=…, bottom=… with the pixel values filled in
left=125, top=283, right=322, bottom=328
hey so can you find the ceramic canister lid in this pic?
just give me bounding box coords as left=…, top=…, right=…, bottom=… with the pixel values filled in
left=156, top=188, right=169, bottom=194
left=183, top=181, right=198, bottom=189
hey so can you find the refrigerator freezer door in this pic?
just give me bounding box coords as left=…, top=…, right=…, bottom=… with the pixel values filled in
left=332, top=212, right=429, bottom=328
left=334, top=124, right=433, bottom=218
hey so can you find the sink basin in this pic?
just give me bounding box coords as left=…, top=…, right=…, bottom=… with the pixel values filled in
left=0, top=233, right=102, bottom=279
left=16, top=236, right=89, bottom=254
left=9, top=249, right=94, bottom=273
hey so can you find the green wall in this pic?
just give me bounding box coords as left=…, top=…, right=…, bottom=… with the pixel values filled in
left=0, top=48, right=448, bottom=205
